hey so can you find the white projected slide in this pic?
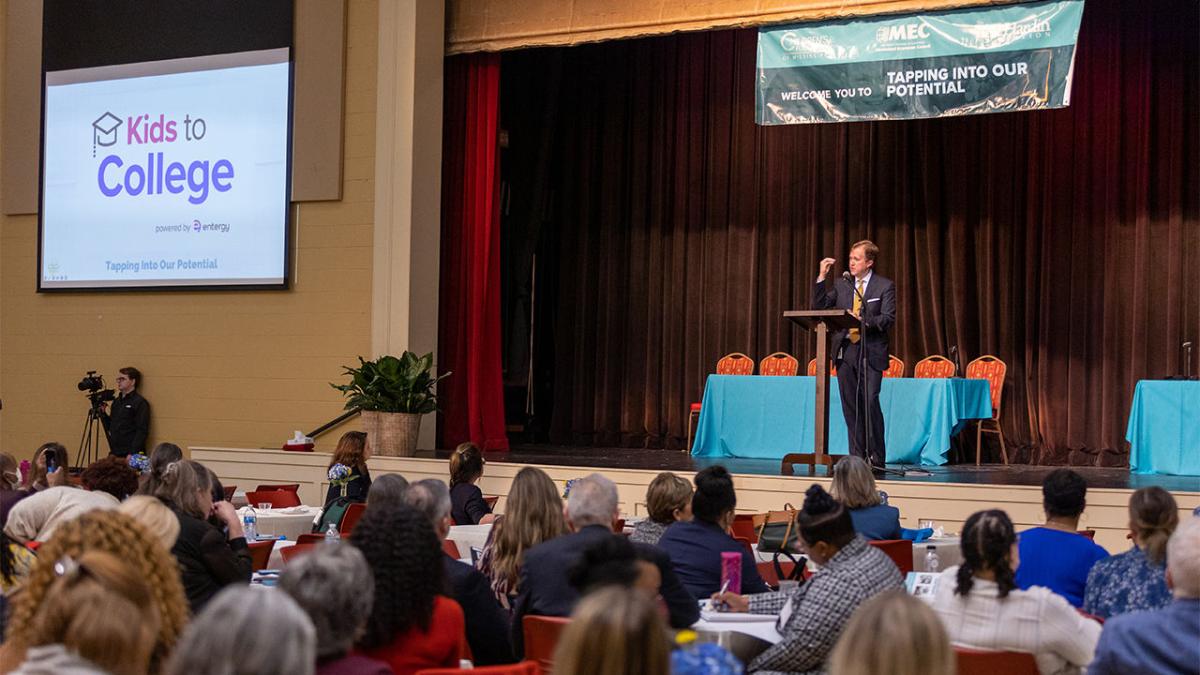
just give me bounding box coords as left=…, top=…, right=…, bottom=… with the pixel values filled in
left=40, top=48, right=291, bottom=289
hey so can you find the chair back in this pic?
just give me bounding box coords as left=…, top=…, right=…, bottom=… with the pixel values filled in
left=280, top=542, right=319, bottom=564
left=415, top=661, right=541, bottom=675
left=732, top=536, right=753, bottom=555
left=806, top=359, right=837, bottom=377
left=340, top=502, right=367, bottom=535
left=914, top=355, right=956, bottom=378
left=255, top=484, right=300, bottom=493
left=867, top=539, right=914, bottom=575
left=884, top=355, right=905, bottom=378
left=953, top=647, right=1038, bottom=675
left=246, top=490, right=302, bottom=508
left=222, top=485, right=237, bottom=501
left=483, top=495, right=499, bottom=509
left=443, top=539, right=461, bottom=558
left=965, top=356, right=1007, bottom=418
left=296, top=533, right=324, bottom=545
left=716, top=353, right=754, bottom=375
left=1077, top=529, right=1096, bottom=540
left=523, top=615, right=571, bottom=673
left=759, top=352, right=799, bottom=376
left=755, top=560, right=797, bottom=588
left=730, top=514, right=759, bottom=544
left=247, top=540, right=275, bottom=571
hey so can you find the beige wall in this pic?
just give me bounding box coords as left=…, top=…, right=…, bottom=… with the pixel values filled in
left=0, top=1, right=380, bottom=460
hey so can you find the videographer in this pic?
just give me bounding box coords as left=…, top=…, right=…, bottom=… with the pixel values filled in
left=99, top=366, right=150, bottom=457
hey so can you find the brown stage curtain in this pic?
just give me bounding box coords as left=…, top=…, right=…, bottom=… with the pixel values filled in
left=498, top=0, right=1199, bottom=464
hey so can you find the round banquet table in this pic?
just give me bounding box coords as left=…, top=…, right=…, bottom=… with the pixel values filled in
left=238, top=505, right=321, bottom=541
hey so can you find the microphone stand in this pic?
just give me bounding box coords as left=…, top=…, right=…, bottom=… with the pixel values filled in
left=848, top=275, right=909, bottom=478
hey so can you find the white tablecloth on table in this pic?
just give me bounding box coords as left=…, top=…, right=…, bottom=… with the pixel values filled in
left=239, top=506, right=321, bottom=541
left=912, top=537, right=962, bottom=572
left=447, top=524, right=493, bottom=559
left=693, top=611, right=782, bottom=644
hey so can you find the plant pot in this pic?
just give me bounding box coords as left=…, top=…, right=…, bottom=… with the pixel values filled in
left=361, top=410, right=421, bottom=457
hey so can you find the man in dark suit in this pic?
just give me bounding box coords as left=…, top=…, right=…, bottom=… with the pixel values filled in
left=510, top=473, right=699, bottom=658
left=812, top=240, right=896, bottom=470
left=405, top=478, right=515, bottom=666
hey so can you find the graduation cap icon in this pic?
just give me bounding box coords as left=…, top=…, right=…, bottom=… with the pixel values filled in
left=92, top=112, right=122, bottom=157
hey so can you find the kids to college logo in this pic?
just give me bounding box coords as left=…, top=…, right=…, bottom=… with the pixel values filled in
left=92, top=112, right=122, bottom=157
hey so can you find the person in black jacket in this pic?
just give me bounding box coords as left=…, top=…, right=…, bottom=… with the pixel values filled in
left=449, top=443, right=495, bottom=525
left=405, top=478, right=514, bottom=666
left=153, top=459, right=251, bottom=612
left=100, top=367, right=150, bottom=458
left=324, top=431, right=373, bottom=506
left=510, top=473, right=699, bottom=658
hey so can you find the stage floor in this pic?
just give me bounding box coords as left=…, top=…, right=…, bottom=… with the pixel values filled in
left=439, top=444, right=1200, bottom=492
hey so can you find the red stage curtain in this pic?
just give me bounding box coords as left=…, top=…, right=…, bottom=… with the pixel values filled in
left=490, top=0, right=1198, bottom=464
left=439, top=53, right=509, bottom=451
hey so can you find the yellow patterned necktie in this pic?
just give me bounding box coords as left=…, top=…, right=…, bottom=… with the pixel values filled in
left=849, top=280, right=864, bottom=343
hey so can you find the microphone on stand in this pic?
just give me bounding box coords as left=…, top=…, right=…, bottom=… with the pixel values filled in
left=949, top=345, right=961, bottom=377
left=1184, top=341, right=1194, bottom=380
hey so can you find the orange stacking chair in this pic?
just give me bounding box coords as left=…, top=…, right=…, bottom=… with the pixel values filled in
left=806, top=359, right=837, bottom=377
left=966, top=356, right=1008, bottom=464
left=914, top=355, right=956, bottom=378
left=884, top=355, right=905, bottom=378
left=686, top=353, right=755, bottom=451
left=759, top=352, right=799, bottom=376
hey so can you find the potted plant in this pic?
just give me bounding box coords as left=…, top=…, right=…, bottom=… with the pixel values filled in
left=331, top=352, right=449, bottom=457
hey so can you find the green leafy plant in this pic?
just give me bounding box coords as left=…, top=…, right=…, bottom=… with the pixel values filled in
left=331, top=352, right=450, bottom=414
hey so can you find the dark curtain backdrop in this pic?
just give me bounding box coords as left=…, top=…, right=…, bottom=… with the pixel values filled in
left=492, top=0, right=1199, bottom=464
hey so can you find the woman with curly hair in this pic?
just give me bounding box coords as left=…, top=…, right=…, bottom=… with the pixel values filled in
left=9, top=551, right=160, bottom=675
left=930, top=509, right=1101, bottom=675
left=477, top=466, right=566, bottom=609
left=324, top=431, right=373, bottom=505
left=351, top=504, right=465, bottom=674
left=0, top=510, right=189, bottom=673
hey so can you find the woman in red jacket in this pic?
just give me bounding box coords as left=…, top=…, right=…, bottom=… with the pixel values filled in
left=351, top=503, right=465, bottom=674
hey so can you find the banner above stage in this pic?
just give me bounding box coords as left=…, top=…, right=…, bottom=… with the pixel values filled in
left=756, top=0, right=1085, bottom=125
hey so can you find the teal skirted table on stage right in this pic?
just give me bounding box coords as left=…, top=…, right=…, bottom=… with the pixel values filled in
left=690, top=375, right=992, bottom=466
left=1126, top=380, right=1200, bottom=476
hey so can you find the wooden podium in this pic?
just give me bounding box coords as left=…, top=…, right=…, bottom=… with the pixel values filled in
left=781, top=309, right=861, bottom=476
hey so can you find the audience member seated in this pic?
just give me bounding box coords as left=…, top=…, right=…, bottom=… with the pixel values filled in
left=449, top=442, right=495, bottom=525
left=365, top=473, right=409, bottom=513
left=167, top=586, right=316, bottom=675
left=930, top=509, right=1100, bottom=675
left=1, top=511, right=189, bottom=672
left=658, top=465, right=770, bottom=598
left=553, top=586, right=671, bottom=675
left=0, top=531, right=35, bottom=594
left=1084, top=486, right=1178, bottom=619
left=351, top=504, right=465, bottom=674
left=405, top=478, right=514, bottom=666
left=135, top=442, right=184, bottom=496
left=569, top=534, right=661, bottom=599
left=81, top=455, right=140, bottom=501
left=511, top=473, right=698, bottom=658
left=0, top=452, right=31, bottom=527
left=828, top=591, right=954, bottom=675
left=118, top=495, right=182, bottom=550
left=5, top=485, right=119, bottom=544
left=1089, top=516, right=1200, bottom=675
left=279, top=543, right=393, bottom=675
left=154, top=459, right=251, bottom=612
left=830, top=456, right=902, bottom=540
left=1015, top=469, right=1108, bottom=607
left=22, top=443, right=70, bottom=493
left=712, top=485, right=903, bottom=674
left=325, top=431, right=374, bottom=506
left=629, top=472, right=692, bottom=545
left=8, top=551, right=160, bottom=675
left=478, top=466, right=566, bottom=609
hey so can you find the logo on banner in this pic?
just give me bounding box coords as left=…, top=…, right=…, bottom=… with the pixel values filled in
left=92, top=112, right=122, bottom=157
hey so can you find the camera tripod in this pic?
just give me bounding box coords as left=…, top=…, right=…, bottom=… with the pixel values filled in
left=75, top=402, right=109, bottom=470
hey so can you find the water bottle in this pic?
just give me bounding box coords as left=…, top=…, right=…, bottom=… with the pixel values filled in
left=242, top=508, right=257, bottom=542
left=324, top=523, right=341, bottom=544
left=925, top=545, right=940, bottom=573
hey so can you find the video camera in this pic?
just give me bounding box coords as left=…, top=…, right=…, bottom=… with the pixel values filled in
left=77, top=371, right=116, bottom=409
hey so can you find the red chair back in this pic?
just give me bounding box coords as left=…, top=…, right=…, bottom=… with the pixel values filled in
left=732, top=536, right=753, bottom=555
left=247, top=540, right=275, bottom=571
left=755, top=560, right=798, bottom=587
left=867, top=539, right=914, bottom=575
left=716, top=353, right=755, bottom=375
left=954, top=647, right=1038, bottom=675
left=296, top=533, right=324, bottom=545
left=443, top=539, right=461, bottom=558
left=222, top=485, right=237, bottom=501
left=1077, top=529, right=1096, bottom=540
left=730, top=514, right=759, bottom=544
left=884, top=355, right=905, bottom=378
left=483, top=495, right=499, bottom=509
left=255, top=484, right=300, bottom=493
left=246, top=490, right=302, bottom=508
left=416, top=661, right=541, bottom=675
left=806, top=359, right=837, bottom=377
left=914, top=355, right=956, bottom=378
left=759, top=352, right=799, bottom=376
left=280, top=543, right=319, bottom=564
left=965, top=356, right=1007, bottom=418
left=523, top=616, right=571, bottom=673
left=340, top=502, right=367, bottom=535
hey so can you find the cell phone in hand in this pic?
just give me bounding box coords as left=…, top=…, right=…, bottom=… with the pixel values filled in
left=46, top=455, right=58, bottom=473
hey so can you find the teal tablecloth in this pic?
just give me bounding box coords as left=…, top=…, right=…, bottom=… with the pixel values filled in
left=690, top=375, right=992, bottom=466
left=1126, top=380, right=1200, bottom=476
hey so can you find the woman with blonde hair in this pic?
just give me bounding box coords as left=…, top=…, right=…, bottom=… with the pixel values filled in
left=828, top=591, right=954, bottom=675
left=478, top=466, right=566, bottom=608
left=324, top=431, right=373, bottom=505
left=118, top=496, right=182, bottom=550
left=9, top=551, right=160, bottom=675
left=553, top=586, right=671, bottom=675
left=629, top=472, right=692, bottom=545
left=1083, top=486, right=1179, bottom=618
left=135, top=443, right=183, bottom=497
left=449, top=442, right=495, bottom=525
left=1, top=510, right=189, bottom=673
left=830, top=455, right=901, bottom=540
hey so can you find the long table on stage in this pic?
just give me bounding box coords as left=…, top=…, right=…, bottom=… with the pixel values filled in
left=690, top=375, right=992, bottom=466
left=1127, top=380, right=1200, bottom=476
